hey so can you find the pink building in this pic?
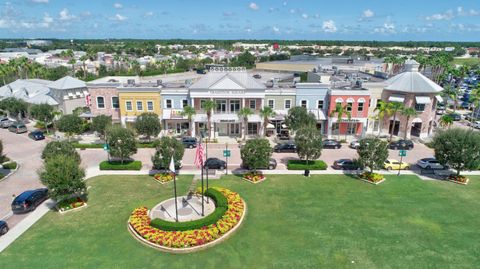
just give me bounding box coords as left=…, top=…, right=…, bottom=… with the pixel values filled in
left=327, top=89, right=371, bottom=138
left=87, top=83, right=121, bottom=122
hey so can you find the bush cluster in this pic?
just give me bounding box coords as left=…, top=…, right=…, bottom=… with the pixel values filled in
left=150, top=188, right=228, bottom=231
left=99, top=160, right=142, bottom=171
left=287, top=160, right=327, bottom=170
left=2, top=162, right=17, bottom=170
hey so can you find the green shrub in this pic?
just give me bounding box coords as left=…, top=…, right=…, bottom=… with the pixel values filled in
left=136, top=142, right=156, bottom=148
left=71, top=142, right=104, bottom=149
left=99, top=160, right=142, bottom=170
left=150, top=188, right=228, bottom=231
left=0, top=173, right=4, bottom=180
left=287, top=160, right=327, bottom=170
left=2, top=162, right=17, bottom=170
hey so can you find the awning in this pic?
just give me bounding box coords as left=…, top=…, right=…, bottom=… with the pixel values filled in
left=212, top=114, right=238, bottom=123
left=415, top=96, right=431, bottom=104
left=388, top=94, right=405, bottom=103
left=162, top=109, right=187, bottom=120
left=266, top=123, right=275, bottom=128
left=308, top=109, right=326, bottom=121
left=435, top=95, right=444, bottom=103
left=248, top=114, right=262, bottom=123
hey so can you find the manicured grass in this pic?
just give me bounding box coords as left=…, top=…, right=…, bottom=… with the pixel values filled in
left=287, top=159, right=327, bottom=170
left=99, top=160, right=142, bottom=170
left=452, top=57, right=480, bottom=66
left=0, top=175, right=479, bottom=268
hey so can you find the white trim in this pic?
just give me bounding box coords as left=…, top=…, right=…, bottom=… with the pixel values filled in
left=111, top=96, right=120, bottom=109
left=96, top=96, right=105, bottom=109
left=125, top=100, right=133, bottom=111
left=146, top=100, right=154, bottom=111
left=358, top=98, right=366, bottom=103
left=164, top=99, right=173, bottom=109
left=136, top=101, right=143, bottom=111
left=335, top=97, right=344, bottom=103
left=284, top=99, right=292, bottom=109
left=346, top=98, right=355, bottom=103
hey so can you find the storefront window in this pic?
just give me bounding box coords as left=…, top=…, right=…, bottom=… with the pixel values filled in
left=247, top=122, right=258, bottom=135
left=230, top=100, right=240, bottom=113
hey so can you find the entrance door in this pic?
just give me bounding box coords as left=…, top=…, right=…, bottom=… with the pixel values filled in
left=389, top=120, right=400, bottom=136
left=217, top=123, right=228, bottom=136
left=410, top=123, right=422, bottom=137
left=229, top=123, right=240, bottom=136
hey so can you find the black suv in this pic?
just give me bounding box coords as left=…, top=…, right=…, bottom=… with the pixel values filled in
left=323, top=139, right=342, bottom=149
left=0, top=220, right=8, bottom=236
left=273, top=142, right=297, bottom=153
left=204, top=158, right=226, bottom=170
left=11, top=188, right=49, bottom=214
left=389, top=139, right=414, bottom=150
left=242, top=158, right=277, bottom=170
left=181, top=137, right=197, bottom=148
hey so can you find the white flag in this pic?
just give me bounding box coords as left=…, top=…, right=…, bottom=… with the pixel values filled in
left=169, top=155, right=175, bottom=174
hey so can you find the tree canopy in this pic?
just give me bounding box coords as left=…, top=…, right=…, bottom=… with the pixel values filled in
left=106, top=126, right=137, bottom=163
left=135, top=112, right=161, bottom=141
left=357, top=138, right=389, bottom=173
left=284, top=107, right=316, bottom=132
left=151, top=136, right=185, bottom=170
left=42, top=141, right=81, bottom=164
left=92, top=115, right=112, bottom=137
left=40, top=155, right=86, bottom=201
left=56, top=114, right=83, bottom=136
left=295, top=126, right=323, bottom=166
left=240, top=138, right=272, bottom=171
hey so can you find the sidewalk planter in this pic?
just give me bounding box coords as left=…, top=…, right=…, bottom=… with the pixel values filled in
left=287, top=160, right=327, bottom=170
left=448, top=175, right=469, bottom=185
left=99, top=160, right=142, bottom=171
left=243, top=171, right=266, bottom=184
left=57, top=197, right=88, bottom=214
left=152, top=172, right=175, bottom=184
left=128, top=187, right=245, bottom=253
left=358, top=172, right=386, bottom=185
left=0, top=161, right=19, bottom=182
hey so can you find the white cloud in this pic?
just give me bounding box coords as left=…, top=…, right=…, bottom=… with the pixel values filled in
left=470, top=9, right=480, bottom=16
left=374, top=21, right=396, bottom=34
left=144, top=11, right=154, bottom=17
left=43, top=13, right=53, bottom=23
left=114, top=3, right=123, bottom=9
left=31, top=0, right=49, bottom=3
left=59, top=8, right=76, bottom=21
left=283, top=1, right=287, bottom=6
left=249, top=2, right=259, bottom=11
left=111, top=14, right=127, bottom=21
left=362, top=9, right=374, bottom=18
left=314, top=14, right=320, bottom=19
left=425, top=10, right=454, bottom=21
left=272, top=26, right=280, bottom=32
left=322, top=20, right=337, bottom=33
left=245, top=27, right=252, bottom=33
left=290, top=9, right=296, bottom=14
left=302, top=13, right=308, bottom=19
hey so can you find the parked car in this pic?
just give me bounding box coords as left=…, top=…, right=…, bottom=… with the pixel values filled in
left=273, top=142, right=297, bottom=153
left=323, top=139, right=341, bottom=149
left=472, top=121, right=480, bottom=129
left=28, top=130, right=45, bottom=141
left=349, top=140, right=360, bottom=149
left=204, top=158, right=226, bottom=170
left=252, top=74, right=262, bottom=79
left=0, top=117, right=14, bottom=128
left=384, top=159, right=409, bottom=170
left=447, top=113, right=462, bottom=121
left=181, top=137, right=197, bottom=148
left=0, top=220, right=8, bottom=236
left=389, top=139, right=414, bottom=150
left=8, top=122, right=27, bottom=134
left=332, top=159, right=361, bottom=170
left=242, top=158, right=277, bottom=170
left=11, top=188, right=49, bottom=214
left=416, top=158, right=446, bottom=170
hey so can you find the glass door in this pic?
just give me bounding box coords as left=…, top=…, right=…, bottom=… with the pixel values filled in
left=229, top=123, right=240, bottom=136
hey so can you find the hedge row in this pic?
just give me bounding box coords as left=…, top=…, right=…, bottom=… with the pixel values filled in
left=99, top=160, right=142, bottom=170
left=72, top=142, right=156, bottom=149
left=150, top=188, right=228, bottom=231
left=2, top=162, right=17, bottom=170
left=287, top=160, right=327, bottom=170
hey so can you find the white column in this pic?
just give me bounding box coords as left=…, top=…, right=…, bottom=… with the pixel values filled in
left=327, top=119, right=333, bottom=139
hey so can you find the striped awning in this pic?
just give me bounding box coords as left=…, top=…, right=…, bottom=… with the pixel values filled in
left=415, top=96, right=431, bottom=104
left=388, top=94, right=405, bottom=103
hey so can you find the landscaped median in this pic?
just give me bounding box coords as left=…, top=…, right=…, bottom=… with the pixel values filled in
left=99, top=160, right=142, bottom=171
left=128, top=187, right=246, bottom=252
left=358, top=171, right=386, bottom=185
left=286, top=160, right=327, bottom=170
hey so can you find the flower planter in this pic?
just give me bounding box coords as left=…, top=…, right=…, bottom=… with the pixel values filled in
left=242, top=176, right=267, bottom=184
left=242, top=172, right=266, bottom=184
left=152, top=173, right=175, bottom=185
left=58, top=202, right=87, bottom=214
left=358, top=178, right=386, bottom=185
left=447, top=175, right=469, bottom=185
left=449, top=178, right=469, bottom=185
left=357, top=172, right=385, bottom=185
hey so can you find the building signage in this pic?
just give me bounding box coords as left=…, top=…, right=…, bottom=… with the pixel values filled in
left=209, top=90, right=245, bottom=95
left=219, top=119, right=236, bottom=123
left=170, top=109, right=184, bottom=119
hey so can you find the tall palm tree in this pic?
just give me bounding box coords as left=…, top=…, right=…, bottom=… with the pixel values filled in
left=387, top=102, right=405, bottom=141
left=202, top=100, right=216, bottom=140
left=180, top=105, right=196, bottom=136
left=374, top=100, right=391, bottom=137
left=237, top=107, right=254, bottom=141
left=468, top=87, right=480, bottom=127
left=439, top=114, right=453, bottom=129
left=401, top=107, right=418, bottom=139
left=259, top=106, right=275, bottom=137
left=442, top=85, right=461, bottom=112
left=80, top=55, right=88, bottom=78
left=68, top=59, right=76, bottom=77
left=329, top=103, right=350, bottom=140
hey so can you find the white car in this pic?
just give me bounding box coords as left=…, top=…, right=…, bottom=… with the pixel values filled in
left=349, top=141, right=360, bottom=149
left=471, top=121, right=480, bottom=129
left=416, top=158, right=446, bottom=170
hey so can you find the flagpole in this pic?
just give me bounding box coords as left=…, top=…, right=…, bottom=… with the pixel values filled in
left=205, top=138, right=209, bottom=204
left=170, top=151, right=178, bottom=222
left=200, top=140, right=205, bottom=216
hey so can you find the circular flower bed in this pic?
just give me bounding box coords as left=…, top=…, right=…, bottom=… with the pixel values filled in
left=153, top=172, right=175, bottom=184
left=448, top=175, right=469, bottom=185
left=243, top=171, right=266, bottom=183
left=128, top=187, right=245, bottom=252
left=358, top=172, right=385, bottom=184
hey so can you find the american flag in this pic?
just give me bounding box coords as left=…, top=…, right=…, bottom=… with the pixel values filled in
left=194, top=142, right=205, bottom=168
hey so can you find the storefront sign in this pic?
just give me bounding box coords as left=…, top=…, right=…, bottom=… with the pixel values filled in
left=209, top=90, right=245, bottom=95
left=170, top=109, right=184, bottom=119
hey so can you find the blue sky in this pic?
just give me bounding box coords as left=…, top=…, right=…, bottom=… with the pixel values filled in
left=0, top=0, right=479, bottom=41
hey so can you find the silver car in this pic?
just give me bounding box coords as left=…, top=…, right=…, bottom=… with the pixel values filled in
left=0, top=117, right=14, bottom=128
left=416, top=158, right=445, bottom=170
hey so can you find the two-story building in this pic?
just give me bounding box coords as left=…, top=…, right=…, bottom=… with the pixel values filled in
left=160, top=84, right=191, bottom=135
left=380, top=60, right=443, bottom=139
left=189, top=67, right=265, bottom=138
left=86, top=82, right=121, bottom=122
left=264, top=86, right=296, bottom=134
left=327, top=89, right=371, bottom=139
left=118, top=82, right=162, bottom=127
left=295, top=83, right=329, bottom=134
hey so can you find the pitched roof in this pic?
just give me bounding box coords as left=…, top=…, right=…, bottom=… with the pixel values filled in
left=48, top=76, right=86, bottom=90
left=384, top=60, right=443, bottom=94
left=189, top=68, right=265, bottom=90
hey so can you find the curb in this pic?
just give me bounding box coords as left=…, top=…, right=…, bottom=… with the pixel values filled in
left=0, top=162, right=20, bottom=183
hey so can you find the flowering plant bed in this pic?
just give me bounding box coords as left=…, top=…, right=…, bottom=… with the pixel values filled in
left=358, top=172, right=385, bottom=185
left=128, top=187, right=245, bottom=252
left=57, top=197, right=87, bottom=214
left=448, top=175, right=469, bottom=185
left=153, top=172, right=175, bottom=184
left=243, top=171, right=266, bottom=184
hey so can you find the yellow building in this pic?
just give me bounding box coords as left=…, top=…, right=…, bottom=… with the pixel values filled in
left=118, top=87, right=162, bottom=127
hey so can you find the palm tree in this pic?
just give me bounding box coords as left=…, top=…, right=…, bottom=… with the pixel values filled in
left=68, top=59, right=76, bottom=77
left=237, top=107, right=254, bottom=141
left=468, top=87, right=480, bottom=127
left=387, top=102, right=405, bottom=141
left=329, top=103, right=350, bottom=140
left=439, top=114, right=453, bottom=129
left=80, top=55, right=88, bottom=78
left=202, top=100, right=216, bottom=140
left=259, top=106, right=275, bottom=137
left=374, top=100, right=391, bottom=137
left=180, top=105, right=196, bottom=136
left=442, top=85, right=461, bottom=112
left=401, top=107, right=418, bottom=139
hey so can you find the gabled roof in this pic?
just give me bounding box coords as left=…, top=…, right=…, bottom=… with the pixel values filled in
left=48, top=76, right=86, bottom=90
left=384, top=60, right=443, bottom=94
left=27, top=94, right=59, bottom=105
left=189, top=68, right=265, bottom=90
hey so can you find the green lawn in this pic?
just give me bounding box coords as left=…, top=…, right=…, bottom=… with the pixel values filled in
left=0, top=174, right=479, bottom=269
left=452, top=57, right=480, bottom=66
